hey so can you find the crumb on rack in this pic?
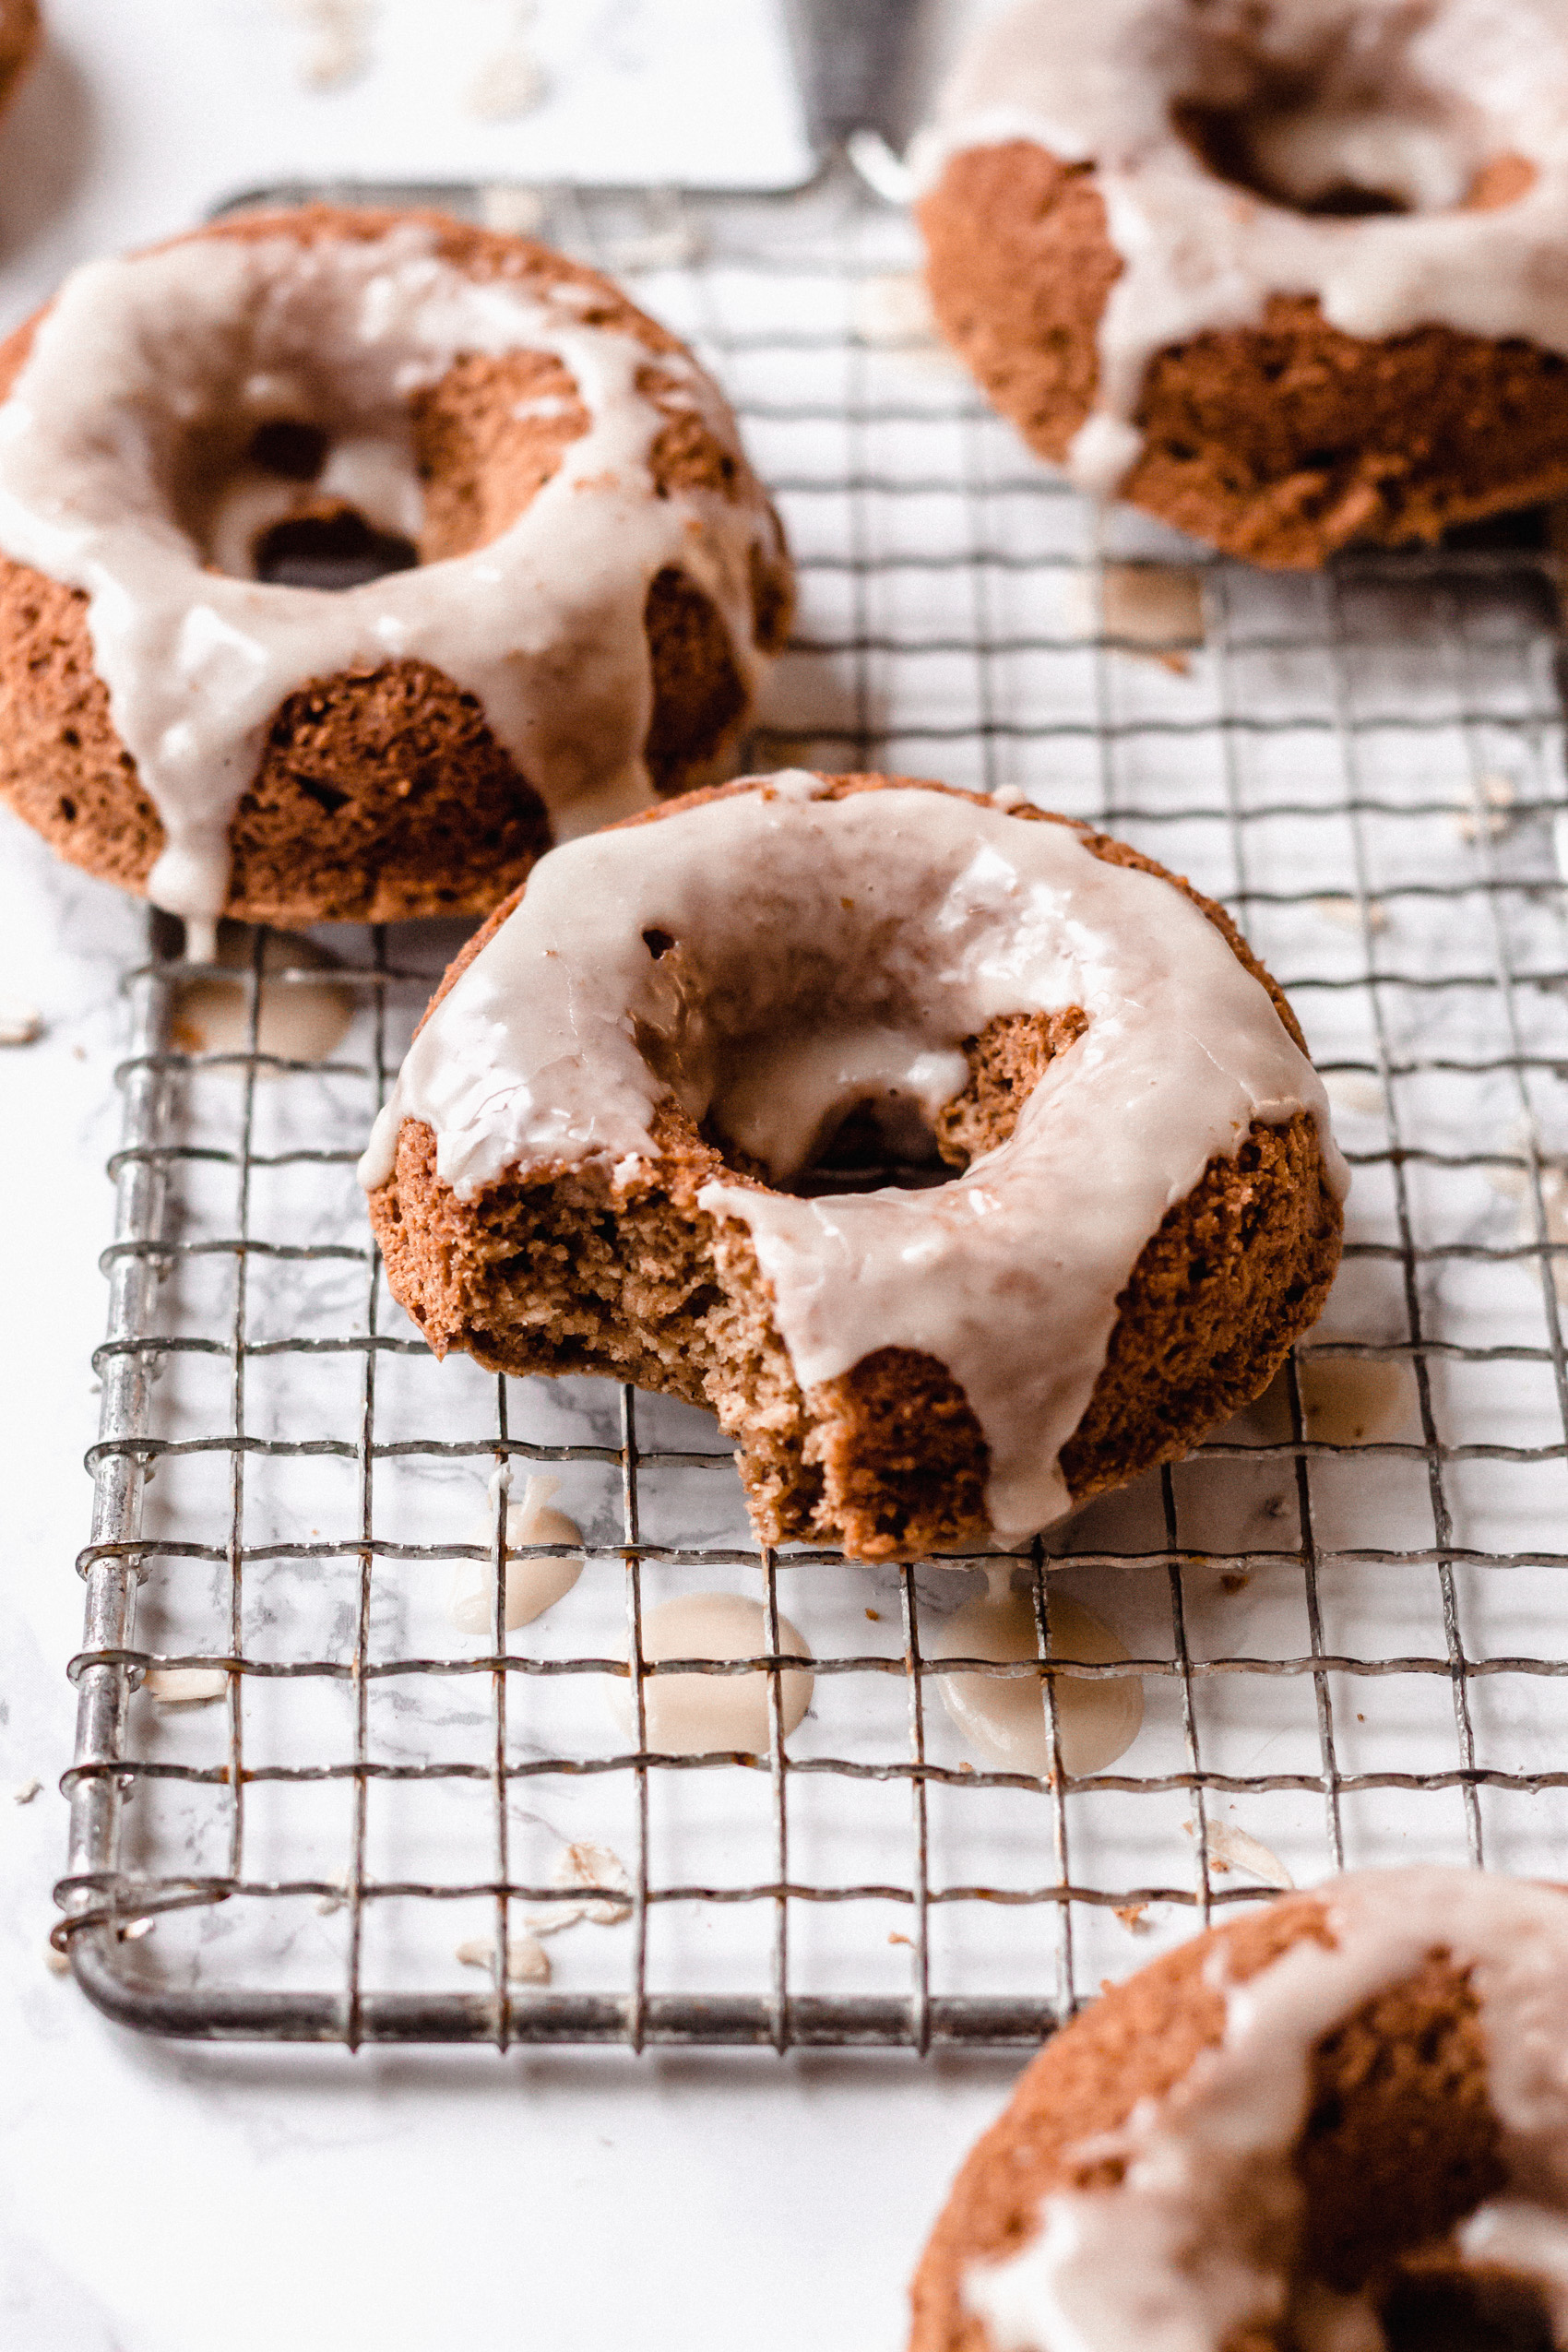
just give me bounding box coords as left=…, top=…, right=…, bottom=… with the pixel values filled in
left=527, top=1839, right=633, bottom=1935
left=1313, top=895, right=1387, bottom=932
left=1453, top=773, right=1515, bottom=843
left=0, top=995, right=42, bottom=1045
left=145, top=1666, right=228, bottom=1706
left=456, top=1931, right=551, bottom=1985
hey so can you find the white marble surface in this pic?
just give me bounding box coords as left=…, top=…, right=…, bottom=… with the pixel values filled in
left=12, top=6, right=1568, bottom=2346
left=0, top=10, right=1014, bottom=2349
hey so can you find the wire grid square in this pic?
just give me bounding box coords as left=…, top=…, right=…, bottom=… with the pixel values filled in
left=57, top=168, right=1568, bottom=2048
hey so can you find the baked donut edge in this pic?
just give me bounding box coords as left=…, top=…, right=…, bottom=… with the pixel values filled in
left=365, top=773, right=1344, bottom=1561
left=0, top=205, right=795, bottom=925
left=919, top=140, right=1568, bottom=569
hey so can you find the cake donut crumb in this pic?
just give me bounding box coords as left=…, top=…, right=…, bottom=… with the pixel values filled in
left=0, top=205, right=790, bottom=924
left=361, top=771, right=1344, bottom=1559
left=911, top=1868, right=1568, bottom=2352
left=916, top=0, right=1568, bottom=566
left=0, top=0, right=37, bottom=125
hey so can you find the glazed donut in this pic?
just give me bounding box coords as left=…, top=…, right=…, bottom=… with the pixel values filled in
left=360, top=771, right=1345, bottom=1559
left=0, top=0, right=38, bottom=124
left=916, top=0, right=1568, bottom=566
left=912, top=1868, right=1568, bottom=2352
left=0, top=206, right=791, bottom=927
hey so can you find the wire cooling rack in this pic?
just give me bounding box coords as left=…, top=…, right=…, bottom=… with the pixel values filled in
left=55, top=164, right=1568, bottom=2049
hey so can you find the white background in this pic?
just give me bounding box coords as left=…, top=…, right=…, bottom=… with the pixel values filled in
left=0, top=6, right=1017, bottom=2348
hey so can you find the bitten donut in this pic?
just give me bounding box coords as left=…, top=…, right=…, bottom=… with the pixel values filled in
left=0, top=0, right=38, bottom=124
left=916, top=0, right=1568, bottom=566
left=0, top=206, right=791, bottom=928
left=912, top=1868, right=1568, bottom=2352
left=361, top=771, right=1345, bottom=1560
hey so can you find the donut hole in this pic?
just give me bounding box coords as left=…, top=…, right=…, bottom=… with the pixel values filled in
left=247, top=418, right=329, bottom=481
left=686, top=976, right=1087, bottom=1201
left=1167, top=11, right=1527, bottom=219
left=252, top=505, right=420, bottom=590
left=792, top=1093, right=956, bottom=1196
left=1175, top=98, right=1407, bottom=214
left=1178, top=96, right=1537, bottom=216
left=1378, top=2263, right=1554, bottom=2352
left=698, top=1051, right=969, bottom=1199
left=170, top=407, right=429, bottom=588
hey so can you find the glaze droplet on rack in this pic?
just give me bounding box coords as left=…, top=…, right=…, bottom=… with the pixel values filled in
left=172, top=923, right=354, bottom=1067
left=606, top=1592, right=814, bottom=1757
left=929, top=1582, right=1144, bottom=1778
left=449, top=1470, right=584, bottom=1634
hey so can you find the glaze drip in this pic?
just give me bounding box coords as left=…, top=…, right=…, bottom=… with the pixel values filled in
left=362, top=778, right=1345, bottom=1542
left=967, top=1869, right=1568, bottom=2352
left=0, top=224, right=777, bottom=917
left=917, top=0, right=1568, bottom=493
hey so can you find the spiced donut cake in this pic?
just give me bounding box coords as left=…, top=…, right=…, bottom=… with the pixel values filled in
left=0, top=0, right=38, bottom=124
left=912, top=1868, right=1568, bottom=2352
left=0, top=206, right=790, bottom=928
left=361, top=771, right=1345, bottom=1560
left=917, top=0, right=1568, bottom=567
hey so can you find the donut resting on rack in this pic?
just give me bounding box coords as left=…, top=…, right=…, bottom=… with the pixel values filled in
left=0, top=204, right=791, bottom=927
left=916, top=0, right=1568, bottom=566
left=360, top=771, right=1345, bottom=1561
left=912, top=1867, right=1568, bottom=2352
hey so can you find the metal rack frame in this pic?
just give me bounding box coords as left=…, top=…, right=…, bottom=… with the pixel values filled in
left=54, top=165, right=1568, bottom=2049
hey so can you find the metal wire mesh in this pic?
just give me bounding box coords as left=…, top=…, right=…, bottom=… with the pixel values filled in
left=56, top=167, right=1568, bottom=2048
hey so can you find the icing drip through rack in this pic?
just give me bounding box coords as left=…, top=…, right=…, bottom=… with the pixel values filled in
left=56, top=165, right=1568, bottom=2048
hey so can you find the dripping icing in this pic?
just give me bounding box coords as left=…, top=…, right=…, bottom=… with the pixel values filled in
left=965, top=1868, right=1568, bottom=2351
left=0, top=224, right=777, bottom=917
left=362, top=779, right=1345, bottom=1542
left=916, top=0, right=1568, bottom=494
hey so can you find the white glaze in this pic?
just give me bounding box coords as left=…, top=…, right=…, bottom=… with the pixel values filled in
left=918, top=0, right=1568, bottom=493
left=449, top=1468, right=584, bottom=1634
left=966, top=1868, right=1568, bottom=2351
left=605, top=1592, right=814, bottom=1756
left=0, top=223, right=776, bottom=917
left=1459, top=2200, right=1568, bottom=2334
left=929, top=1586, right=1144, bottom=1778
left=173, top=923, right=354, bottom=1067
left=363, top=777, right=1345, bottom=1540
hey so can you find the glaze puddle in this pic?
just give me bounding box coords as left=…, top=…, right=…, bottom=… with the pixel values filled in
left=607, top=1592, right=814, bottom=1756
left=1066, top=562, right=1206, bottom=671
left=450, top=1470, right=584, bottom=1634
left=929, top=1583, right=1143, bottom=1777
left=173, top=921, right=354, bottom=1067
left=1253, top=1354, right=1415, bottom=1446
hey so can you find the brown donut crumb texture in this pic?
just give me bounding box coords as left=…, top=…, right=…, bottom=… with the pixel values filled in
left=909, top=1891, right=1523, bottom=2352
left=367, top=773, right=1343, bottom=1560
left=920, top=141, right=1568, bottom=568
left=0, top=0, right=37, bottom=123
left=0, top=205, right=793, bottom=923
